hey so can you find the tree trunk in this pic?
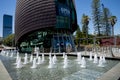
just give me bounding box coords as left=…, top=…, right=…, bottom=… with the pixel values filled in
left=112, top=26, right=114, bottom=36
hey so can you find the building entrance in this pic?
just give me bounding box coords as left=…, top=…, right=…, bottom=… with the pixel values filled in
left=52, top=34, right=75, bottom=53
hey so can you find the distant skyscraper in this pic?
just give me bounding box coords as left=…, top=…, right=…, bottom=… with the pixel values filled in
left=3, top=14, right=12, bottom=38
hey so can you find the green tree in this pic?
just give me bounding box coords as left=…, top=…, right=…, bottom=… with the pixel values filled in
left=0, top=37, right=3, bottom=45
left=109, top=16, right=117, bottom=36
left=75, top=25, right=84, bottom=45
left=101, top=4, right=111, bottom=36
left=81, top=14, right=90, bottom=44
left=3, top=34, right=15, bottom=46
left=92, top=0, right=102, bottom=36
left=75, top=25, right=82, bottom=45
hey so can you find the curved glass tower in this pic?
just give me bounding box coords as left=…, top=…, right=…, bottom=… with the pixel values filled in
left=15, top=0, right=77, bottom=53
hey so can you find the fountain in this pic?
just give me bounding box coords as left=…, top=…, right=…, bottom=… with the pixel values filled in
left=6, top=51, right=9, bottom=56
left=42, top=53, right=45, bottom=62
left=31, top=58, right=37, bottom=68
left=93, top=54, right=98, bottom=63
left=36, top=52, right=39, bottom=58
left=29, top=54, right=33, bottom=62
left=53, top=54, right=57, bottom=64
left=34, top=46, right=39, bottom=58
left=62, top=52, right=65, bottom=58
left=102, top=55, right=106, bottom=63
left=16, top=52, right=19, bottom=58
left=16, top=57, right=23, bottom=68
left=0, top=48, right=119, bottom=80
left=80, top=57, right=86, bottom=68
left=89, top=52, right=93, bottom=61
left=98, top=56, right=105, bottom=67
left=23, top=53, right=29, bottom=64
left=48, top=56, right=54, bottom=68
left=49, top=52, right=52, bottom=60
left=14, top=52, right=20, bottom=65
left=63, top=55, right=68, bottom=68
left=10, top=52, right=14, bottom=57
left=36, top=56, right=42, bottom=64
left=1, top=50, right=5, bottom=56
left=77, top=52, right=82, bottom=64
left=1, top=46, right=119, bottom=80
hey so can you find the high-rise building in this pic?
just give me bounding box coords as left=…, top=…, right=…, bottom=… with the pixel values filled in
left=3, top=14, right=12, bottom=38
left=15, top=0, right=77, bottom=53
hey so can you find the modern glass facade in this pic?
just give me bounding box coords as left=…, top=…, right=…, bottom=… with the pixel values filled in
left=15, top=0, right=77, bottom=53
left=3, top=15, right=12, bottom=38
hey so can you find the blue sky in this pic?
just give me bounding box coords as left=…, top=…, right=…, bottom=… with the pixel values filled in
left=0, top=0, right=120, bottom=37
left=75, top=0, right=120, bottom=35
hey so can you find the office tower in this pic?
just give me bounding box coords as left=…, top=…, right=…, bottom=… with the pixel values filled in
left=3, top=14, right=12, bottom=38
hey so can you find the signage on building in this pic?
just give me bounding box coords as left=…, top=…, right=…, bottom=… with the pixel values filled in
left=60, top=7, right=70, bottom=16
left=57, top=3, right=70, bottom=17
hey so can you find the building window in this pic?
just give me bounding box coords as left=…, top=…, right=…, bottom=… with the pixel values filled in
left=56, top=16, right=70, bottom=29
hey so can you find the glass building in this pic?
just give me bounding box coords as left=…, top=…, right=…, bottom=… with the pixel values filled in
left=15, top=0, right=77, bottom=53
left=3, top=14, right=12, bottom=38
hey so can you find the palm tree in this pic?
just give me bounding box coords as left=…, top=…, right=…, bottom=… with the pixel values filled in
left=109, top=16, right=117, bottom=36
left=75, top=25, right=82, bottom=45
left=81, top=14, right=90, bottom=44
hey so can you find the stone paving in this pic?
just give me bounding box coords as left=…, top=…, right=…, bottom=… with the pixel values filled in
left=97, top=62, right=120, bottom=80
left=0, top=60, right=12, bottom=80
